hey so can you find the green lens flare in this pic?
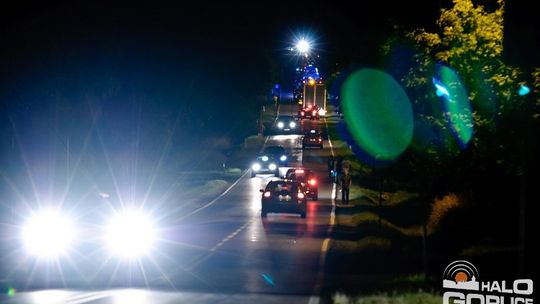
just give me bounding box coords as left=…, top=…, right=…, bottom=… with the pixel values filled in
left=341, top=68, right=413, bottom=161
left=437, top=65, right=473, bottom=148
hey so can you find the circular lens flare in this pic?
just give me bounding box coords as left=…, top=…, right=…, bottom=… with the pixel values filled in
left=341, top=68, right=413, bottom=161
left=434, top=65, right=473, bottom=149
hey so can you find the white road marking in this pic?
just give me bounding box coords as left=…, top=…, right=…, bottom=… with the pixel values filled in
left=185, top=104, right=282, bottom=269
left=210, top=218, right=255, bottom=252
left=309, top=117, right=337, bottom=302
left=176, top=170, right=249, bottom=222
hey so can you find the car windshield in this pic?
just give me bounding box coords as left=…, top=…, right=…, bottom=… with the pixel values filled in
left=278, top=116, right=294, bottom=121
left=2, top=1, right=535, bottom=303
left=286, top=169, right=309, bottom=179
left=269, top=182, right=293, bottom=193
left=263, top=146, right=285, bottom=154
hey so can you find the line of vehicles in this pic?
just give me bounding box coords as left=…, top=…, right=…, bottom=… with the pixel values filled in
left=251, top=143, right=320, bottom=218
left=257, top=60, right=327, bottom=218
left=273, top=114, right=323, bottom=146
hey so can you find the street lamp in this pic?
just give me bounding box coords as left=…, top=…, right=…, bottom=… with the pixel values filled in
left=296, top=38, right=311, bottom=55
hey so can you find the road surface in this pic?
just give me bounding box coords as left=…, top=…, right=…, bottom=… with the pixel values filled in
left=1, top=104, right=342, bottom=303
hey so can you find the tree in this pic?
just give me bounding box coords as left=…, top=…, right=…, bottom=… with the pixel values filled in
left=383, top=0, right=540, bottom=190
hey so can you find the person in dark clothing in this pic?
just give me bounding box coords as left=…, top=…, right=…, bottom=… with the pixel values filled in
left=339, top=171, right=352, bottom=204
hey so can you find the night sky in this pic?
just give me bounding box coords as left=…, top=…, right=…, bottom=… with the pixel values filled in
left=1, top=0, right=537, bottom=156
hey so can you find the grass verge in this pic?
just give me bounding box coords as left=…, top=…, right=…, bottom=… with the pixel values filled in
left=332, top=292, right=441, bottom=304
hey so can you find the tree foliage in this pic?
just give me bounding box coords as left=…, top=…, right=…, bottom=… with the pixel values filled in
left=384, top=0, right=539, bottom=198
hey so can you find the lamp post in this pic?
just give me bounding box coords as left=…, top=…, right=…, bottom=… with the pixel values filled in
left=296, top=38, right=311, bottom=56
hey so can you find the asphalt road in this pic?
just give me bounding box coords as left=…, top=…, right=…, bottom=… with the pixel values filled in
left=1, top=104, right=342, bottom=303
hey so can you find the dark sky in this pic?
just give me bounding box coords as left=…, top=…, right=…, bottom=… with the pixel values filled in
left=1, top=0, right=536, bottom=151
left=0, top=1, right=449, bottom=146
left=1, top=1, right=448, bottom=86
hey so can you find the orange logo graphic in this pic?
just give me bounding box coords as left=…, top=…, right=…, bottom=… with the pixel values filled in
left=442, top=260, right=479, bottom=290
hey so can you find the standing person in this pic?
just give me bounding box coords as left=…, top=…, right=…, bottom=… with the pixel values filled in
left=339, top=171, right=352, bottom=205
left=342, top=159, right=351, bottom=174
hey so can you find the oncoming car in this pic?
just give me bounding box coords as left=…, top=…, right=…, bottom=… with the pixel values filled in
left=262, top=145, right=289, bottom=166
left=251, top=155, right=279, bottom=177
left=260, top=180, right=307, bottom=218
left=302, top=129, right=323, bottom=149
left=275, top=115, right=297, bottom=133
left=285, top=167, right=319, bottom=200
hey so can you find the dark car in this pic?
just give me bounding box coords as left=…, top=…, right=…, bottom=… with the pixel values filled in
left=285, top=167, right=319, bottom=200
left=260, top=180, right=307, bottom=218
left=251, top=154, right=279, bottom=177
left=275, top=115, right=297, bottom=133
left=262, top=145, right=289, bottom=166
left=302, top=129, right=323, bottom=149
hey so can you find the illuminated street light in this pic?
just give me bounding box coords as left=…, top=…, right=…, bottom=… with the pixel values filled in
left=296, top=38, right=311, bottom=54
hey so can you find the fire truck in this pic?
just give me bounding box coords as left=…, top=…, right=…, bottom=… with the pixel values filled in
left=296, top=64, right=327, bottom=120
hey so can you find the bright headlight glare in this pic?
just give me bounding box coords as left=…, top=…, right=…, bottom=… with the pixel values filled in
left=268, top=163, right=277, bottom=170
left=277, top=122, right=284, bottom=129
left=289, top=121, right=296, bottom=128
left=280, top=155, right=287, bottom=161
left=252, top=163, right=261, bottom=171
left=105, top=210, right=155, bottom=259
left=22, top=210, right=75, bottom=258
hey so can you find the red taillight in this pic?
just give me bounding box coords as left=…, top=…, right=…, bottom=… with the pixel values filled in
left=295, top=169, right=305, bottom=174
left=301, top=111, right=305, bottom=116
left=313, top=110, right=317, bottom=115
left=318, top=138, right=322, bottom=142
left=297, top=192, right=305, bottom=199
left=308, top=179, right=317, bottom=186
left=263, top=191, right=271, bottom=198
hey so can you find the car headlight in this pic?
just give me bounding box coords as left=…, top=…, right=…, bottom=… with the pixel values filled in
left=22, top=209, right=76, bottom=258
left=105, top=210, right=156, bottom=259
left=277, top=122, right=284, bottom=129
left=268, top=163, right=277, bottom=170
left=252, top=163, right=261, bottom=171
left=318, top=108, right=326, bottom=116
left=289, top=121, right=296, bottom=128
left=280, top=155, right=287, bottom=161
